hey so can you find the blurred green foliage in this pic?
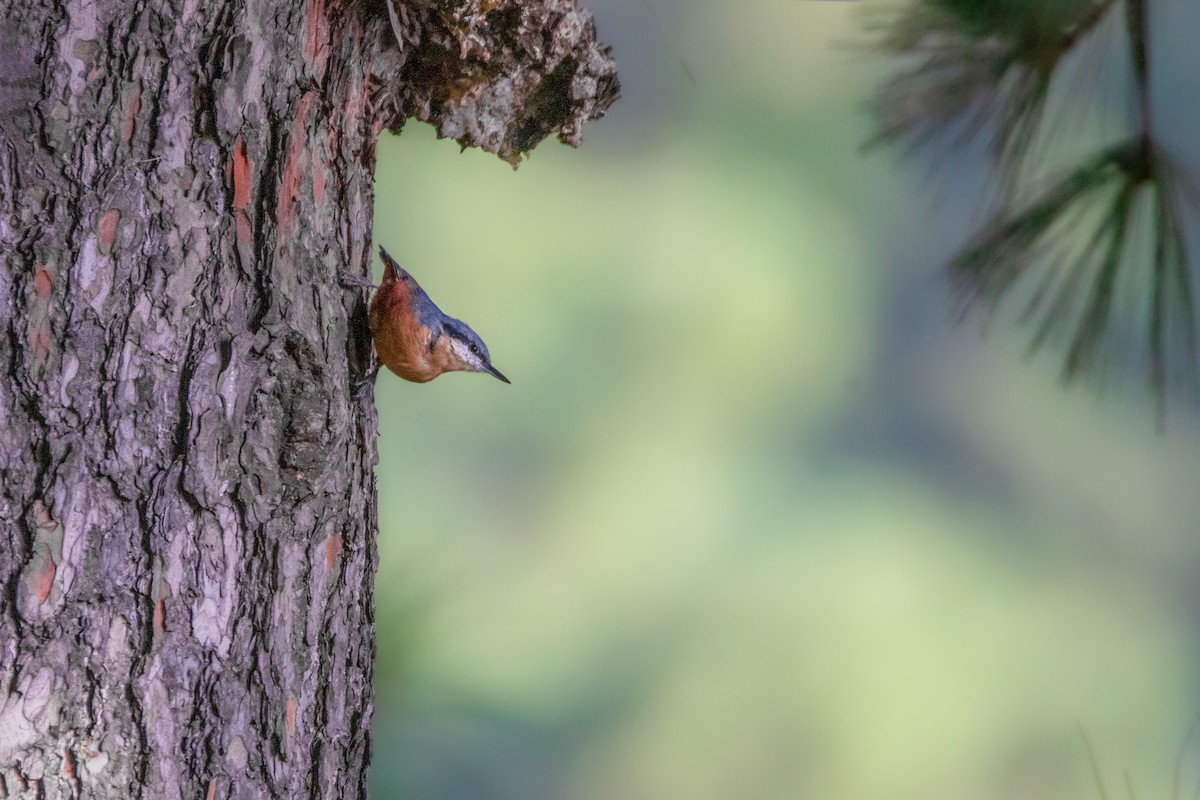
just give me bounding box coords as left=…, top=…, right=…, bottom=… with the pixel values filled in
left=368, top=2, right=1200, bottom=798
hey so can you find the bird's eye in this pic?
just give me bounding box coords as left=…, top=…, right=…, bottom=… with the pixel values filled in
left=469, top=343, right=479, bottom=354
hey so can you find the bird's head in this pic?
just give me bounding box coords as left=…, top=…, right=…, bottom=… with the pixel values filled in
left=440, top=318, right=510, bottom=383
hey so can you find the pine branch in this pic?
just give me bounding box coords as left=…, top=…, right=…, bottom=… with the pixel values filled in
left=867, top=0, right=1118, bottom=189
left=1126, top=0, right=1150, bottom=130
left=868, top=0, right=1200, bottom=412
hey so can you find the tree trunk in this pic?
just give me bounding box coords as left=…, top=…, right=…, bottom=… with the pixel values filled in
left=0, top=0, right=616, bottom=796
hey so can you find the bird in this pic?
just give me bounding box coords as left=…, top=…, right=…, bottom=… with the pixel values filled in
left=365, top=246, right=510, bottom=385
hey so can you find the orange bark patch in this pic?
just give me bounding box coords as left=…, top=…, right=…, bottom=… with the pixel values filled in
left=31, top=550, right=55, bottom=604
left=231, top=137, right=255, bottom=259
left=232, top=136, right=254, bottom=211
left=121, top=80, right=143, bottom=143
left=276, top=93, right=316, bottom=238
left=304, top=0, right=330, bottom=80
left=287, top=696, right=298, bottom=737
left=34, top=265, right=51, bottom=301
left=98, top=209, right=121, bottom=254
left=324, top=533, right=342, bottom=571
left=153, top=598, right=166, bottom=641
left=206, top=779, right=216, bottom=800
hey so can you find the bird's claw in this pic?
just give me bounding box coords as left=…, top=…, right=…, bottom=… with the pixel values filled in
left=353, top=364, right=381, bottom=399
left=341, top=272, right=378, bottom=290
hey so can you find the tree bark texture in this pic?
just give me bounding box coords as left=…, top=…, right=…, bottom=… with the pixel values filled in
left=0, top=0, right=616, bottom=797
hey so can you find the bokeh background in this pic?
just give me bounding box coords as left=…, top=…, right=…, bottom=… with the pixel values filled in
left=367, top=2, right=1200, bottom=798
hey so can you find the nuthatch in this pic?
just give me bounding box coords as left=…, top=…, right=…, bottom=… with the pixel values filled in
left=366, top=247, right=509, bottom=384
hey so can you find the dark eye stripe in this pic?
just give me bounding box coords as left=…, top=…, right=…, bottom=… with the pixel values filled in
left=442, top=321, right=484, bottom=357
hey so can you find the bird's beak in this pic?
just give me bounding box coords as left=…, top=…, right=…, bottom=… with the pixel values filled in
left=486, top=364, right=511, bottom=384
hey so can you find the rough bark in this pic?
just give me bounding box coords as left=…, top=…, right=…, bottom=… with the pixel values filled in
left=0, top=0, right=616, bottom=797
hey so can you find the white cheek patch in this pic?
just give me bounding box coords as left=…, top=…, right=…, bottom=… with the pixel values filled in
left=449, top=338, right=483, bottom=371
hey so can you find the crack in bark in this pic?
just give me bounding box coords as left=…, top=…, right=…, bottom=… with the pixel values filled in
left=171, top=329, right=199, bottom=461
left=125, top=681, right=150, bottom=796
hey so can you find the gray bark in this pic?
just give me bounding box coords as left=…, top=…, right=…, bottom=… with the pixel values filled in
left=0, top=0, right=616, bottom=797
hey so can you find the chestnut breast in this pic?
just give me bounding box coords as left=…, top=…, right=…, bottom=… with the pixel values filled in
left=369, top=278, right=443, bottom=383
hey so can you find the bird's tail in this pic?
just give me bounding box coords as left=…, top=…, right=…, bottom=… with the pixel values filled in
left=379, top=246, right=405, bottom=285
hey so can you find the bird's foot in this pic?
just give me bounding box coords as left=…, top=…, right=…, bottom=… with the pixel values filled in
left=353, top=364, right=381, bottom=399
left=341, top=272, right=378, bottom=290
